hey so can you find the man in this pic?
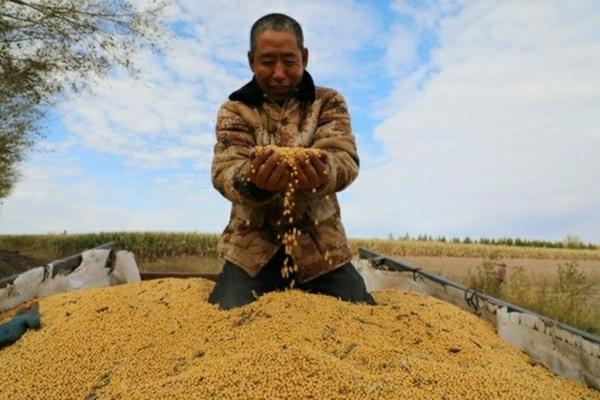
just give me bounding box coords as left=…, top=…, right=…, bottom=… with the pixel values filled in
left=209, top=13, right=374, bottom=309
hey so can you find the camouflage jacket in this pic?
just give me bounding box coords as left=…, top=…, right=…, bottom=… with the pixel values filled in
left=211, top=71, right=359, bottom=283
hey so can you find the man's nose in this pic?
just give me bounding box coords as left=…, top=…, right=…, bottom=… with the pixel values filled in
left=272, top=61, right=285, bottom=81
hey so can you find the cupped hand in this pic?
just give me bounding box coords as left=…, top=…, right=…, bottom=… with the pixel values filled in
left=247, top=148, right=290, bottom=192
left=293, top=151, right=329, bottom=191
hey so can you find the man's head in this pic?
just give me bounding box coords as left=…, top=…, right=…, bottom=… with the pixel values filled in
left=248, top=13, right=309, bottom=102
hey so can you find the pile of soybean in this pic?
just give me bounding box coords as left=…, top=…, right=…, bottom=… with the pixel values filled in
left=0, top=278, right=598, bottom=400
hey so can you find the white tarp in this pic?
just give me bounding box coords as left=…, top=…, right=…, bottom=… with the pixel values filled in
left=0, top=249, right=140, bottom=312
left=354, top=259, right=600, bottom=390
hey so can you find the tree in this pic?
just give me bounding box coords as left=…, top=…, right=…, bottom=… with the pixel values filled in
left=0, top=0, right=169, bottom=203
left=0, top=101, right=39, bottom=199
left=563, top=235, right=582, bottom=249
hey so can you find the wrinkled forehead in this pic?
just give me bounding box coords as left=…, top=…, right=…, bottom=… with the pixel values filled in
left=254, top=29, right=303, bottom=54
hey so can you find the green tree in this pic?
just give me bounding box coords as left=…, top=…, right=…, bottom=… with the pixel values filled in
left=0, top=0, right=169, bottom=203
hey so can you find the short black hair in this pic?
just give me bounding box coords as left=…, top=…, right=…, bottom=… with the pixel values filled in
left=249, top=13, right=304, bottom=55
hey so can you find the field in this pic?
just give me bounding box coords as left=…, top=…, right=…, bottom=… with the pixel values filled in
left=1, top=232, right=599, bottom=334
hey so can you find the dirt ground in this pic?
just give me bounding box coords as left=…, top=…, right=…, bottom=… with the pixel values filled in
left=0, top=250, right=45, bottom=279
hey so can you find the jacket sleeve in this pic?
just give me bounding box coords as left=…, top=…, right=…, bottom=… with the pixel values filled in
left=211, top=101, right=278, bottom=206
left=310, top=90, right=359, bottom=196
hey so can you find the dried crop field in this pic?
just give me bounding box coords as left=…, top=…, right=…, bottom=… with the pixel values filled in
left=395, top=256, right=600, bottom=284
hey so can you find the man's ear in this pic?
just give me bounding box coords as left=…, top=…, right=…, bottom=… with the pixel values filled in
left=248, top=51, right=255, bottom=72
left=302, top=48, right=309, bottom=68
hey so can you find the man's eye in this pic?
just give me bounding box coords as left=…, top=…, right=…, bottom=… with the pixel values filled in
left=261, top=60, right=274, bottom=66
left=284, top=60, right=295, bottom=66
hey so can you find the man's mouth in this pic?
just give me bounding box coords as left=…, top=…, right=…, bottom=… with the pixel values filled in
left=270, top=86, right=290, bottom=94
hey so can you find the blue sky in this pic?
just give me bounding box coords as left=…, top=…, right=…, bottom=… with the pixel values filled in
left=1, top=0, right=599, bottom=243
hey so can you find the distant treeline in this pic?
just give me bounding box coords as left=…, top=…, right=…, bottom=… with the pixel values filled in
left=390, top=233, right=597, bottom=250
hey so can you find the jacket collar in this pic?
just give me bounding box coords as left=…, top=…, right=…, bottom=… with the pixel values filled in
left=229, top=70, right=316, bottom=107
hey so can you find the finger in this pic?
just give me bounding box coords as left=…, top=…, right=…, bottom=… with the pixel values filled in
left=294, top=151, right=311, bottom=167
left=298, top=171, right=310, bottom=190
left=267, top=151, right=282, bottom=171
left=258, top=153, right=281, bottom=186
left=253, top=151, right=278, bottom=188
left=290, top=152, right=306, bottom=181
left=302, top=156, right=320, bottom=188
left=249, top=148, right=270, bottom=177
left=294, top=166, right=310, bottom=190
left=254, top=147, right=273, bottom=167
left=316, top=150, right=328, bottom=162
left=275, top=166, right=291, bottom=192
left=266, top=162, right=288, bottom=191
left=312, top=154, right=331, bottom=189
left=310, top=153, right=328, bottom=181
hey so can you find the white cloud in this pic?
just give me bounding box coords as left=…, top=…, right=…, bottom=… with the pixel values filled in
left=384, top=24, right=419, bottom=75
left=174, top=0, right=381, bottom=80
left=391, top=0, right=465, bottom=30
left=346, top=0, right=600, bottom=242
left=59, top=46, right=224, bottom=169
left=57, top=0, right=381, bottom=170
left=0, top=158, right=229, bottom=234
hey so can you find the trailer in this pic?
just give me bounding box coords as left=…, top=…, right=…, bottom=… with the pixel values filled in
left=1, top=243, right=598, bottom=390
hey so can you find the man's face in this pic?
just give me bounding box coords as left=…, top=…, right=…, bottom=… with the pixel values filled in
left=249, top=30, right=308, bottom=102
